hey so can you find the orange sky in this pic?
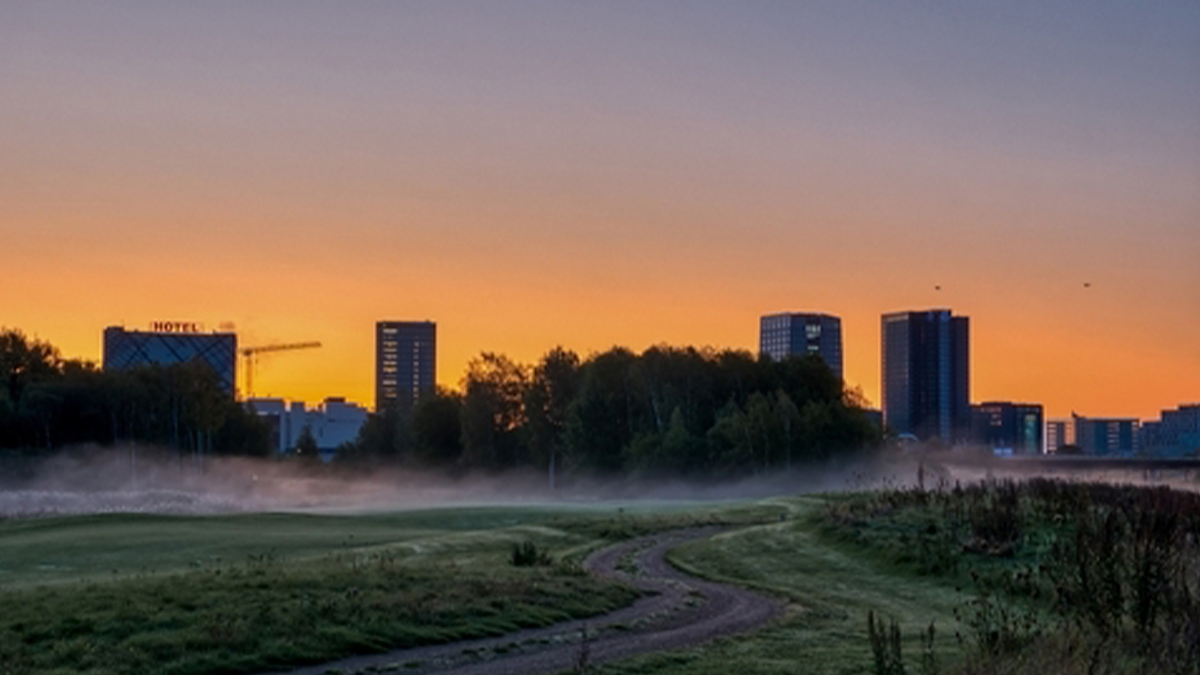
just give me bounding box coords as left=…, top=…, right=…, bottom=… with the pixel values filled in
left=2, top=4, right=1197, bottom=420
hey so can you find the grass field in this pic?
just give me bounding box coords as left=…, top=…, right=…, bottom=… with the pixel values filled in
left=0, top=498, right=789, bottom=675
left=15, top=488, right=1137, bottom=675
left=593, top=497, right=965, bottom=675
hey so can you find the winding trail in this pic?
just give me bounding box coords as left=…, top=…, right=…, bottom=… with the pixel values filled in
left=265, top=527, right=784, bottom=675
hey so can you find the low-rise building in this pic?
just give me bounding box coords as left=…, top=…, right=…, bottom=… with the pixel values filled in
left=1045, top=419, right=1071, bottom=453
left=1073, top=414, right=1140, bottom=457
left=970, top=402, right=1044, bottom=455
left=248, top=397, right=367, bottom=456
left=1140, top=404, right=1200, bottom=458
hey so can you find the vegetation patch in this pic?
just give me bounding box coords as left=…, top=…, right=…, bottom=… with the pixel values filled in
left=823, top=478, right=1200, bottom=675
left=0, top=509, right=647, bottom=675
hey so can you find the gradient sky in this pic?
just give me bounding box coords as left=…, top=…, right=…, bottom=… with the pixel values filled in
left=2, top=1, right=1197, bottom=419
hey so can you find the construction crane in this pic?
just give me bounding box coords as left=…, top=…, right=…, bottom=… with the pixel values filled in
left=240, top=341, right=321, bottom=399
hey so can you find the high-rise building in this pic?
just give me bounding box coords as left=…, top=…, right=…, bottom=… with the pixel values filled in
left=375, top=321, right=436, bottom=411
left=881, top=309, right=970, bottom=443
left=1073, top=414, right=1139, bottom=456
left=102, top=325, right=237, bottom=394
left=759, top=313, right=843, bottom=379
left=970, top=401, right=1043, bottom=455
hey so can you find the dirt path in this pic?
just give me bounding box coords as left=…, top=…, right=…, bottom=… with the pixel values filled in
left=263, top=527, right=784, bottom=675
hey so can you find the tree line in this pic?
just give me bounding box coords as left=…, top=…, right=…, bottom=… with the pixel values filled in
left=345, top=345, right=881, bottom=479
left=0, top=329, right=270, bottom=458
left=2, top=327, right=880, bottom=477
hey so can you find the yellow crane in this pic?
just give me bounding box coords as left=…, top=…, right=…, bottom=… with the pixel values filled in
left=240, top=341, right=321, bottom=399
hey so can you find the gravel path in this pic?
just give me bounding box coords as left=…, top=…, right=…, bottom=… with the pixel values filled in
left=263, top=527, right=784, bottom=675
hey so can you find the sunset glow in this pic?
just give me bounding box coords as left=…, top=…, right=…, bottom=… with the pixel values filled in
left=2, top=2, right=1197, bottom=419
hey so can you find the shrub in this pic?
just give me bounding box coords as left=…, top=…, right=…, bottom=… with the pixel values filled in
left=511, top=540, right=552, bottom=567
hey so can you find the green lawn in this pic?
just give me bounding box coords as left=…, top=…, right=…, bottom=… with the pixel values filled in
left=0, top=499, right=789, bottom=675
left=0, top=496, right=975, bottom=675
left=596, top=497, right=965, bottom=675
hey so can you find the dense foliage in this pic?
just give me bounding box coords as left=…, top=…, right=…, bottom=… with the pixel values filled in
left=348, top=345, right=880, bottom=477
left=826, top=477, right=1200, bottom=675
left=0, top=328, right=270, bottom=457
left=1, top=327, right=877, bottom=475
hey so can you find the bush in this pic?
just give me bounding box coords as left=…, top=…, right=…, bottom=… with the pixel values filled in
left=511, top=540, right=552, bottom=567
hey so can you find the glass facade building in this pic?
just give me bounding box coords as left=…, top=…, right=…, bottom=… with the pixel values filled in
left=102, top=326, right=237, bottom=394
left=759, top=313, right=843, bottom=380
left=881, top=309, right=970, bottom=443
left=375, top=321, right=436, bottom=411
left=1073, top=415, right=1140, bottom=457
left=970, top=401, right=1044, bottom=455
left=1141, top=404, right=1200, bottom=458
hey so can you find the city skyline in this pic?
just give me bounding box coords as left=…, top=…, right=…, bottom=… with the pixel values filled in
left=3, top=3, right=1197, bottom=420
left=39, top=306, right=1197, bottom=426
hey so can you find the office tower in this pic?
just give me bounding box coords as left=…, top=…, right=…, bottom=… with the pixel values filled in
left=881, top=309, right=969, bottom=443
left=375, top=321, right=436, bottom=411
left=970, top=401, right=1044, bottom=455
left=1073, top=414, right=1140, bottom=456
left=759, top=312, right=843, bottom=379
left=103, top=325, right=237, bottom=394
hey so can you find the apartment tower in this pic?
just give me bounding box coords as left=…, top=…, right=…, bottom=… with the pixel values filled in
left=375, top=321, right=436, bottom=411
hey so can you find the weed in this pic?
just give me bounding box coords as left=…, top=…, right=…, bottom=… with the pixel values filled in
left=573, top=623, right=592, bottom=674
left=867, top=610, right=905, bottom=675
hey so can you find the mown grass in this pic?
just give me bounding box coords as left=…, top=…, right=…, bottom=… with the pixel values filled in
left=0, top=548, right=635, bottom=675
left=0, top=500, right=789, bottom=675
left=0, top=506, right=580, bottom=587
left=594, top=497, right=965, bottom=675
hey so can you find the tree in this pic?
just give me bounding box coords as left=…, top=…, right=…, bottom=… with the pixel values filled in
left=775, top=389, right=801, bottom=471
left=0, top=328, right=61, bottom=409
left=412, top=389, right=463, bottom=466
left=460, top=353, right=528, bottom=470
left=565, top=348, right=637, bottom=473
left=295, top=424, right=320, bottom=461
left=349, top=405, right=406, bottom=465
left=707, top=399, right=751, bottom=472
left=524, top=347, right=580, bottom=488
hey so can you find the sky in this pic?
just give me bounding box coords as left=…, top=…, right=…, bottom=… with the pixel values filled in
left=2, top=1, right=1197, bottom=419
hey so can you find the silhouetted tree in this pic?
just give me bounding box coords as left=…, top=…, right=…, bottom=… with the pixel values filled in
left=413, top=389, right=463, bottom=466
left=460, top=352, right=528, bottom=470
left=0, top=329, right=270, bottom=457
left=524, top=347, right=580, bottom=488
left=295, top=424, right=319, bottom=461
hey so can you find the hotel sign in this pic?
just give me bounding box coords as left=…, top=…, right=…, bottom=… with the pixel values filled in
left=151, top=321, right=203, bottom=334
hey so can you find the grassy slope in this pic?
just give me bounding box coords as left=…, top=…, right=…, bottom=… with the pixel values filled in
left=0, top=506, right=583, bottom=587
left=597, top=497, right=964, bottom=675
left=0, top=500, right=778, bottom=587
left=0, top=499, right=789, bottom=675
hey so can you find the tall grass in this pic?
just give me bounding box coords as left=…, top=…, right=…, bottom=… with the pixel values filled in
left=827, top=478, right=1200, bottom=675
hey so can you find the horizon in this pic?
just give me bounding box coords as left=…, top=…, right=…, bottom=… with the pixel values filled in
left=3, top=3, right=1197, bottom=421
